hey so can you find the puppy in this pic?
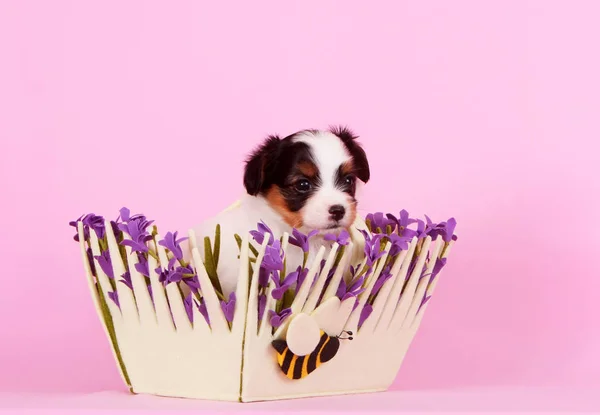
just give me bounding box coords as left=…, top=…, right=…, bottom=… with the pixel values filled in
left=188, top=127, right=370, bottom=297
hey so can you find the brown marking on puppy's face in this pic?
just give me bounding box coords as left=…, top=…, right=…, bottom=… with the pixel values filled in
left=297, top=161, right=318, bottom=179
left=265, top=186, right=304, bottom=228
left=340, top=160, right=354, bottom=176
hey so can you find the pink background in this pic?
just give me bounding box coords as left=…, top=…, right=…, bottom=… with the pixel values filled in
left=1, top=0, right=599, bottom=406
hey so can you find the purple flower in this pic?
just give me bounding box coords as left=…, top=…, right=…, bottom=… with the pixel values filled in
left=387, top=233, right=411, bottom=256
left=346, top=276, right=366, bottom=300
left=372, top=266, right=393, bottom=296
left=337, top=266, right=366, bottom=307
left=147, top=283, right=154, bottom=304
left=419, top=295, right=432, bottom=312
left=261, top=240, right=283, bottom=272
left=109, top=220, right=120, bottom=238
left=134, top=254, right=149, bottom=277
left=117, top=208, right=154, bottom=253
left=289, top=228, right=318, bottom=252
left=250, top=221, right=274, bottom=245
left=336, top=277, right=347, bottom=300
left=220, top=292, right=236, bottom=323
left=156, top=267, right=169, bottom=284
left=69, top=213, right=106, bottom=241
left=272, top=269, right=299, bottom=300
left=94, top=250, right=114, bottom=279
left=360, top=230, right=386, bottom=267
left=358, top=304, right=373, bottom=327
left=69, top=215, right=88, bottom=242
left=443, top=218, right=457, bottom=242
left=195, top=299, right=210, bottom=325
left=183, top=274, right=201, bottom=292
left=269, top=308, right=292, bottom=328
left=86, top=247, right=96, bottom=276
left=120, top=271, right=132, bottom=289
left=366, top=212, right=394, bottom=233
left=344, top=278, right=366, bottom=310
left=387, top=209, right=417, bottom=237
left=415, top=219, right=427, bottom=239
left=429, top=257, right=447, bottom=284
left=119, top=222, right=153, bottom=252
left=118, top=207, right=146, bottom=223
left=160, top=264, right=197, bottom=286
left=108, top=291, right=120, bottom=308
left=158, top=231, right=188, bottom=260
left=324, top=229, right=350, bottom=246
left=258, top=293, right=267, bottom=322
left=294, top=267, right=309, bottom=294
left=82, top=214, right=106, bottom=239
left=423, top=215, right=448, bottom=240
left=258, top=266, right=271, bottom=287
left=184, top=293, right=194, bottom=322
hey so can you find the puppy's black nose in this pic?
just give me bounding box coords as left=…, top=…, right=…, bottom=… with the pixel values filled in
left=328, top=205, right=346, bottom=221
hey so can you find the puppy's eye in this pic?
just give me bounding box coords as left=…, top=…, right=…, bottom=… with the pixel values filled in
left=344, top=175, right=355, bottom=186
left=294, top=179, right=312, bottom=193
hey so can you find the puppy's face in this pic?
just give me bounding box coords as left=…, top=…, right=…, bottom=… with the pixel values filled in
left=243, top=127, right=370, bottom=231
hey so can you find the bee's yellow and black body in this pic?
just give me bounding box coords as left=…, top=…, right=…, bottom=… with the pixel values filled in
left=271, top=330, right=341, bottom=380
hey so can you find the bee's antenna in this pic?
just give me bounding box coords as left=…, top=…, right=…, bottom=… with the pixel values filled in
left=337, top=330, right=354, bottom=340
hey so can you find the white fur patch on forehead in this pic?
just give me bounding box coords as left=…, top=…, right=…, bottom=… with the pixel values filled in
left=293, top=131, right=351, bottom=183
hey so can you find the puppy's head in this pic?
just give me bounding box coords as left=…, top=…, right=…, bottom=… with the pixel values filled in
left=243, top=126, right=370, bottom=231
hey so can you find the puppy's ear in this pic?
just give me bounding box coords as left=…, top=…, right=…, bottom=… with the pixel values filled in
left=243, top=135, right=281, bottom=195
left=329, top=125, right=370, bottom=183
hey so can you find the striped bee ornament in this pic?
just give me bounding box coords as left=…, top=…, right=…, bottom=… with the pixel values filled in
left=271, top=330, right=353, bottom=380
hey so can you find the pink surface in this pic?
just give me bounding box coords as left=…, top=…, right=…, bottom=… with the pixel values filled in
left=0, top=0, right=599, bottom=401
left=2, top=387, right=600, bottom=413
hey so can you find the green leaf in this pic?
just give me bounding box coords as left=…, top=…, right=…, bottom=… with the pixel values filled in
left=147, top=249, right=159, bottom=261
left=213, top=224, right=221, bottom=268
left=334, top=245, right=345, bottom=267
left=234, top=233, right=243, bottom=250
left=282, top=289, right=294, bottom=309
left=96, top=284, right=131, bottom=388
left=203, top=237, right=216, bottom=277
left=356, top=264, right=369, bottom=279
left=203, top=236, right=224, bottom=297
left=248, top=243, right=259, bottom=258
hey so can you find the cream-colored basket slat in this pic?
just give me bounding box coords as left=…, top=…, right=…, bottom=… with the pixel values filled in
left=192, top=247, right=229, bottom=335
left=359, top=246, right=409, bottom=334
left=408, top=240, right=455, bottom=332
left=87, top=226, right=121, bottom=320
left=123, top=233, right=156, bottom=327
left=320, top=241, right=353, bottom=302
left=231, top=232, right=251, bottom=337
left=104, top=220, right=139, bottom=326
left=155, top=238, right=191, bottom=333
left=78, top=224, right=128, bottom=387
left=289, top=246, right=325, bottom=314
left=302, top=242, right=339, bottom=314
left=387, top=236, right=432, bottom=333
left=244, top=238, right=269, bottom=337
left=146, top=238, right=175, bottom=332
left=374, top=237, right=418, bottom=333
left=400, top=236, right=444, bottom=331
left=344, top=241, right=391, bottom=332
